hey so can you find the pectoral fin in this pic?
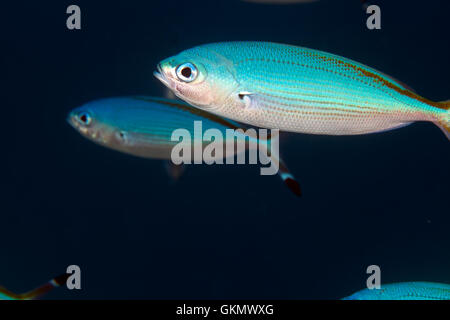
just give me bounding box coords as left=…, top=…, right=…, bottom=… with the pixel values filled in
left=237, top=91, right=259, bottom=110
left=164, top=161, right=186, bottom=182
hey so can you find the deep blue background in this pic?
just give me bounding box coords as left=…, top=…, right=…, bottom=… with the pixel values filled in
left=2, top=0, right=449, bottom=299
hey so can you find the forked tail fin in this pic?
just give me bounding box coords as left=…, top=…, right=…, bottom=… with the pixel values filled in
left=244, top=128, right=301, bottom=197
left=257, top=131, right=302, bottom=197
left=263, top=150, right=302, bottom=197
left=264, top=145, right=302, bottom=197
left=434, top=100, right=450, bottom=140
left=0, top=274, right=69, bottom=300
left=277, top=157, right=302, bottom=197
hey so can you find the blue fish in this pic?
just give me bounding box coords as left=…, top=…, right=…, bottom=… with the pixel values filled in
left=0, top=274, right=68, bottom=300
left=343, top=282, right=450, bottom=300
left=68, top=96, right=301, bottom=196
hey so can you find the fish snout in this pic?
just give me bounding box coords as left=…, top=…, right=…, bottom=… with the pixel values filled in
left=154, top=62, right=173, bottom=88
left=67, top=111, right=78, bottom=128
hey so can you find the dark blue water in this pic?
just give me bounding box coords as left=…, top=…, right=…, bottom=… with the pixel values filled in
left=2, top=0, right=449, bottom=299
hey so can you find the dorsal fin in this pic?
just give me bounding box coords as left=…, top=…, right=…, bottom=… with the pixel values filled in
left=377, top=70, right=416, bottom=93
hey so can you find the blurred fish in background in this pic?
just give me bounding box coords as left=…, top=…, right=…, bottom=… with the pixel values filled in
left=68, top=97, right=302, bottom=196
left=241, top=0, right=319, bottom=4
left=343, top=282, right=450, bottom=300
left=162, top=88, right=186, bottom=182
left=0, top=274, right=68, bottom=300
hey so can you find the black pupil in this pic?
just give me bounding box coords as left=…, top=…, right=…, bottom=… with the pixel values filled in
left=80, top=114, right=88, bottom=123
left=181, top=67, right=192, bottom=78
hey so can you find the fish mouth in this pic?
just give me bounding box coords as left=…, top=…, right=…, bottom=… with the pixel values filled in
left=153, top=63, right=171, bottom=88
left=67, top=113, right=78, bottom=129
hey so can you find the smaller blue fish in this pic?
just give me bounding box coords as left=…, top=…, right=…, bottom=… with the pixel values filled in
left=0, top=274, right=68, bottom=300
left=343, top=282, right=450, bottom=300
left=67, top=96, right=301, bottom=196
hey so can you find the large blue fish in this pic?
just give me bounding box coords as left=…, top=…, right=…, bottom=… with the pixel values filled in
left=154, top=42, right=449, bottom=139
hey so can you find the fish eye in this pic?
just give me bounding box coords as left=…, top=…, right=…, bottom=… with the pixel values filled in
left=116, top=131, right=127, bottom=142
left=175, top=62, right=198, bottom=83
left=77, top=112, right=92, bottom=125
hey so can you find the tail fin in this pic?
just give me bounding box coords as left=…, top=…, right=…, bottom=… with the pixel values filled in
left=434, top=100, right=450, bottom=140
left=0, top=274, right=68, bottom=300
left=266, top=148, right=302, bottom=197
left=256, top=130, right=302, bottom=197
left=277, top=157, right=302, bottom=197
